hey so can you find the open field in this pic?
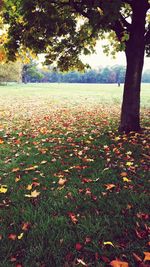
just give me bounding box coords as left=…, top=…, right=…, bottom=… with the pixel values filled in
left=0, top=83, right=150, bottom=267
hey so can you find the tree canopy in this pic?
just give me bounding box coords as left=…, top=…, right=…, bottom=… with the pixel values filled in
left=3, top=1, right=150, bottom=70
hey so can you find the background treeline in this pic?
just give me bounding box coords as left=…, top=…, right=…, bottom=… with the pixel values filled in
left=1, top=62, right=150, bottom=84
left=21, top=64, right=150, bottom=84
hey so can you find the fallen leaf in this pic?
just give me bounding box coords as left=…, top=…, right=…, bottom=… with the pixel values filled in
left=68, top=212, right=78, bottom=224
left=101, top=255, right=110, bottom=263
left=123, top=177, right=131, bottom=182
left=105, top=184, right=116, bottom=190
left=120, top=172, right=128, bottom=177
left=126, top=162, right=133, bottom=166
left=12, top=168, right=20, bottom=172
left=0, top=185, right=7, bottom=193
left=22, top=222, right=30, bottom=231
left=8, top=234, right=17, bottom=240
left=15, top=177, right=21, bottom=182
left=18, top=233, right=24, bottom=239
left=144, top=252, right=150, bottom=261
left=58, top=178, right=67, bottom=186
left=82, top=178, right=93, bottom=183
left=85, top=237, right=92, bottom=244
left=26, top=184, right=33, bottom=190
left=24, top=165, right=38, bottom=171
left=10, top=256, right=17, bottom=262
left=0, top=138, right=4, bottom=144
left=77, top=258, right=86, bottom=266
left=75, top=243, right=83, bottom=251
left=40, top=160, right=47, bottom=164
left=110, top=259, right=129, bottom=267
left=104, top=241, right=115, bottom=247
left=25, top=190, right=40, bottom=198
left=133, top=252, right=142, bottom=263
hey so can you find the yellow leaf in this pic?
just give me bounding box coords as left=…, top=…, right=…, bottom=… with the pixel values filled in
left=104, top=241, right=115, bottom=247
left=126, top=151, right=132, bottom=155
left=15, top=177, right=21, bottom=182
left=144, top=252, right=150, bottom=261
left=25, top=190, right=40, bottom=198
left=0, top=185, right=7, bottom=193
left=18, top=233, right=24, bottom=240
left=114, top=136, right=120, bottom=141
left=26, top=184, right=32, bottom=190
left=126, top=162, right=133, bottom=167
left=123, top=177, right=131, bottom=183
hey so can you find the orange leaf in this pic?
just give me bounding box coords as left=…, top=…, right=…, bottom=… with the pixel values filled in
left=12, top=168, right=20, bottom=172
left=120, top=172, right=128, bottom=177
left=110, top=259, right=129, bottom=267
left=105, top=184, right=116, bottom=190
left=58, top=178, right=67, bottom=186
left=22, top=222, right=30, bottom=231
left=68, top=212, right=78, bottom=224
left=0, top=138, right=4, bottom=144
left=144, top=252, right=150, bottom=261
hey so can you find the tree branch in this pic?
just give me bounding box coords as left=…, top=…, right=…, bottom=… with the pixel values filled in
left=69, top=0, right=90, bottom=18
left=122, top=0, right=133, bottom=6
left=111, top=20, right=125, bottom=41
left=120, top=14, right=131, bottom=30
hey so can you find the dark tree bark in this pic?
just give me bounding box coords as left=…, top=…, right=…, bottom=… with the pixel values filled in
left=119, top=1, right=148, bottom=133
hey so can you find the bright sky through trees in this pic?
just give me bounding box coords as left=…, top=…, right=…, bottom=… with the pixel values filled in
left=38, top=40, right=150, bottom=70
left=80, top=40, right=150, bottom=70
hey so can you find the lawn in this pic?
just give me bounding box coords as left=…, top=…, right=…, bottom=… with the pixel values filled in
left=0, top=83, right=150, bottom=267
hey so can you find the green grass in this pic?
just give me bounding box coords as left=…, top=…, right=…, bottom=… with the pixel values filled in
left=0, top=83, right=150, bottom=267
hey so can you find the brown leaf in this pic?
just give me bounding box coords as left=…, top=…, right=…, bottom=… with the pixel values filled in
left=133, top=252, right=142, bottom=263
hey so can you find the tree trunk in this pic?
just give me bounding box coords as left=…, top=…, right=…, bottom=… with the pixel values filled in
left=119, top=2, right=147, bottom=133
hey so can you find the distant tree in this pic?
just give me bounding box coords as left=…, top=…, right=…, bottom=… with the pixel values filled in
left=22, top=63, right=44, bottom=83
left=0, top=62, right=22, bottom=83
